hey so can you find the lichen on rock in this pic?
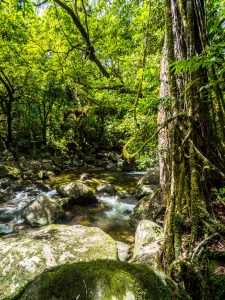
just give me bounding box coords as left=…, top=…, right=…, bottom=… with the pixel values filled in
left=0, top=225, right=118, bottom=300
left=131, top=220, right=164, bottom=271
left=22, top=195, right=63, bottom=226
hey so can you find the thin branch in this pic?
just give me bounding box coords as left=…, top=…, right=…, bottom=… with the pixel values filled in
left=53, top=0, right=110, bottom=77
left=123, top=114, right=183, bottom=159
left=81, top=0, right=89, bottom=38
left=191, top=233, right=220, bottom=262
left=0, top=75, right=13, bottom=99
left=0, top=68, right=14, bottom=93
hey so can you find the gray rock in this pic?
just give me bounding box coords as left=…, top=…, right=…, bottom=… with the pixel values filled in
left=116, top=241, right=131, bottom=261
left=135, top=184, right=159, bottom=200
left=22, top=195, right=63, bottom=226
left=80, top=173, right=91, bottom=181
left=96, top=183, right=116, bottom=196
left=137, top=168, right=160, bottom=185
left=129, top=190, right=165, bottom=228
left=0, top=224, right=118, bottom=300
left=56, top=182, right=97, bottom=205
left=0, top=223, right=14, bottom=234
left=131, top=220, right=164, bottom=271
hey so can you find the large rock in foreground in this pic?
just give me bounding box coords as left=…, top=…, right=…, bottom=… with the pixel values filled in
left=22, top=195, right=64, bottom=226
left=0, top=225, right=118, bottom=300
left=131, top=220, right=164, bottom=271
left=56, top=182, right=97, bottom=205
left=13, top=260, right=188, bottom=300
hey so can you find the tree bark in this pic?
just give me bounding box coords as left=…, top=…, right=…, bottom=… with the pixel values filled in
left=160, top=0, right=225, bottom=270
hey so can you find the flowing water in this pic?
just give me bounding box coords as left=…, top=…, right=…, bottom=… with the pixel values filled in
left=0, top=170, right=144, bottom=242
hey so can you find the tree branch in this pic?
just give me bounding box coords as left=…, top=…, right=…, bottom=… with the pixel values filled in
left=34, top=0, right=48, bottom=7
left=53, top=0, right=110, bottom=78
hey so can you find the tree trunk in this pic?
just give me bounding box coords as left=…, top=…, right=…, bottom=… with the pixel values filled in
left=160, top=0, right=225, bottom=274
left=5, top=100, right=13, bottom=149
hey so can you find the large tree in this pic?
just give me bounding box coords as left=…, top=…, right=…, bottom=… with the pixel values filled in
left=159, top=0, right=225, bottom=294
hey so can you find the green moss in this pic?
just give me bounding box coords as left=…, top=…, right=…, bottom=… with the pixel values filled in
left=12, top=260, right=189, bottom=300
left=208, top=259, right=225, bottom=300
left=0, top=164, right=21, bottom=179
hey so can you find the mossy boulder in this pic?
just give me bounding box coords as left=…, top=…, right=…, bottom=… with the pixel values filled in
left=13, top=260, right=188, bottom=300
left=0, top=225, right=118, bottom=300
left=22, top=195, right=64, bottom=226
left=129, top=190, right=166, bottom=228
left=56, top=182, right=97, bottom=205
left=131, top=220, right=164, bottom=271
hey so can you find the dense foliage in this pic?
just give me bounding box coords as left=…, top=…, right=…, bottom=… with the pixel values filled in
left=0, top=0, right=164, bottom=167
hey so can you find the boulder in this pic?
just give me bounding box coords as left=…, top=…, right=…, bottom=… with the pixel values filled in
left=80, top=173, right=92, bottom=181
left=135, top=184, right=159, bottom=200
left=129, top=190, right=166, bottom=228
left=0, top=225, right=118, bottom=299
left=13, top=260, right=188, bottom=300
left=22, top=195, right=63, bottom=226
left=116, top=241, right=131, bottom=261
left=96, top=183, right=116, bottom=196
left=131, top=220, right=164, bottom=271
left=137, top=168, right=160, bottom=186
left=56, top=182, right=97, bottom=205
left=0, top=223, right=14, bottom=234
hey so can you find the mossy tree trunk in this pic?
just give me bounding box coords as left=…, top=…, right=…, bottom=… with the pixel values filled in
left=159, top=0, right=225, bottom=275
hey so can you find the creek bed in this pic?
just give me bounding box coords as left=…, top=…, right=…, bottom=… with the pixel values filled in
left=0, top=170, right=145, bottom=243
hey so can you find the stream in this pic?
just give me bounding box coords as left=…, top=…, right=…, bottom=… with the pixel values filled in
left=0, top=170, right=145, bottom=243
